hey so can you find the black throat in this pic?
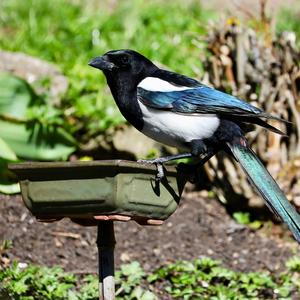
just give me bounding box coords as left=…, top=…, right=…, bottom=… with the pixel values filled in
left=105, top=72, right=144, bottom=130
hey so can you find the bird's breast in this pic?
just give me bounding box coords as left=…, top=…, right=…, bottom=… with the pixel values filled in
left=138, top=100, right=220, bottom=149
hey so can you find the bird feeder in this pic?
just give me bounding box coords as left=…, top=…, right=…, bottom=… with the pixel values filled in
left=9, top=160, right=187, bottom=300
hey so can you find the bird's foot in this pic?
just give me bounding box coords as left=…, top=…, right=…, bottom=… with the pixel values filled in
left=138, top=158, right=166, bottom=182
left=138, top=153, right=195, bottom=182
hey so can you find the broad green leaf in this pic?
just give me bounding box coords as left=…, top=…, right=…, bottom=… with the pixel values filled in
left=0, top=181, right=20, bottom=194
left=0, top=137, right=17, bottom=161
left=233, top=211, right=251, bottom=225
left=0, top=73, right=35, bottom=121
left=0, top=120, right=76, bottom=161
left=0, top=157, right=19, bottom=195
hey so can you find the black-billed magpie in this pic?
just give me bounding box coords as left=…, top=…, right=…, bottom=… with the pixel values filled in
left=89, top=49, right=300, bottom=243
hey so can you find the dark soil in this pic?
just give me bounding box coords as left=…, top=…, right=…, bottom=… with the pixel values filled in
left=0, top=187, right=298, bottom=275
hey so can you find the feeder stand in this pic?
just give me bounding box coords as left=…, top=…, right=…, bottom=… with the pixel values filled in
left=97, top=221, right=116, bottom=300
left=9, top=160, right=187, bottom=300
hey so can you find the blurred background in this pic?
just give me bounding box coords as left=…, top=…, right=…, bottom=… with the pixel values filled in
left=0, top=0, right=299, bottom=211
left=0, top=0, right=300, bottom=299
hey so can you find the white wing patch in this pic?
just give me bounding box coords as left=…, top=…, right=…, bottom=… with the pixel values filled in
left=138, top=100, right=220, bottom=149
left=137, top=77, right=193, bottom=92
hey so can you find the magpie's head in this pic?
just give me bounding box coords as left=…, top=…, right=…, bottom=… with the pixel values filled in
left=89, top=49, right=156, bottom=87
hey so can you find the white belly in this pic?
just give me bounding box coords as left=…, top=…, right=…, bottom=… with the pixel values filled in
left=138, top=101, right=220, bottom=149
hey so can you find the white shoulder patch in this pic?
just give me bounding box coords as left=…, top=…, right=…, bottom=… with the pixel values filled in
left=137, top=77, right=193, bottom=92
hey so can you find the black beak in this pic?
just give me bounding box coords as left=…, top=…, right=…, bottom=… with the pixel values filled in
left=88, top=55, right=116, bottom=71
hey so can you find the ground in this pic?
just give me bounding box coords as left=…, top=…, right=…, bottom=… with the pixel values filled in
left=0, top=185, right=297, bottom=275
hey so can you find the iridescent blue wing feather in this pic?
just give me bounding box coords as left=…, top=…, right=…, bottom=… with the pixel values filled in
left=138, top=86, right=270, bottom=118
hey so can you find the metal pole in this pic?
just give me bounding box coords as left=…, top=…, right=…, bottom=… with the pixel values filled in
left=96, top=221, right=116, bottom=300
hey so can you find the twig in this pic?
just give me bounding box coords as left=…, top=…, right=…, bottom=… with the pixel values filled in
left=51, top=231, right=81, bottom=239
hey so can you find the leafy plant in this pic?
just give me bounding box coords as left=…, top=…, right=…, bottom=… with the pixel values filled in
left=115, top=261, right=157, bottom=300
left=149, top=257, right=300, bottom=299
left=0, top=261, right=156, bottom=300
left=0, top=73, right=76, bottom=160
left=0, top=120, right=76, bottom=161
left=0, top=263, right=77, bottom=299
left=0, top=73, right=77, bottom=194
left=0, top=0, right=297, bottom=143
left=286, top=256, right=300, bottom=272
left=233, top=212, right=262, bottom=230
left=0, top=138, right=19, bottom=194
left=1, top=257, right=300, bottom=299
left=0, top=0, right=216, bottom=139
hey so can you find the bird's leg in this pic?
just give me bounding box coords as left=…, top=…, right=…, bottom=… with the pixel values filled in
left=177, top=140, right=217, bottom=181
left=138, top=141, right=216, bottom=181
left=190, top=139, right=208, bottom=156
left=177, top=149, right=216, bottom=177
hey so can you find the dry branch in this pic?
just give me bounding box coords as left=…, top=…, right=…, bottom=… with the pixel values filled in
left=200, top=18, right=300, bottom=210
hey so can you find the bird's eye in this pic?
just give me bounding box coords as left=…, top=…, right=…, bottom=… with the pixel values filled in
left=121, top=55, right=129, bottom=64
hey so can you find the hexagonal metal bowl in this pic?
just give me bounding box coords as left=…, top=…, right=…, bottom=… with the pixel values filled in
left=9, top=160, right=187, bottom=222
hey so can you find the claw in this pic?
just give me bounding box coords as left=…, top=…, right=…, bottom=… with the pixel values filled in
left=137, top=159, right=165, bottom=181
left=155, top=163, right=165, bottom=181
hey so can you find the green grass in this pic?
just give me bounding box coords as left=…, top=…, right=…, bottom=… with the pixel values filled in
left=1, top=257, right=300, bottom=299
left=0, top=0, right=298, bottom=138
left=0, top=0, right=215, bottom=136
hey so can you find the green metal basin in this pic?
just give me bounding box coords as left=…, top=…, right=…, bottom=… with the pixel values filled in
left=9, top=160, right=187, bottom=221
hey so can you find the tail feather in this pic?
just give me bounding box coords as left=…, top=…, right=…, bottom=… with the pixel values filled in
left=227, top=140, right=300, bottom=243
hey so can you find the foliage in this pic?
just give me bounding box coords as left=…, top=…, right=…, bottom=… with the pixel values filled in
left=0, top=0, right=298, bottom=139
left=233, top=212, right=262, bottom=230
left=149, top=257, right=300, bottom=299
left=0, top=135, right=19, bottom=194
left=0, top=261, right=156, bottom=300
left=0, top=0, right=215, bottom=138
left=276, top=9, right=300, bottom=40
left=1, top=257, right=300, bottom=299
left=115, top=261, right=157, bottom=300
left=0, top=263, right=78, bottom=300
left=0, top=73, right=76, bottom=193
left=286, top=256, right=300, bottom=273
left=0, top=73, right=76, bottom=160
